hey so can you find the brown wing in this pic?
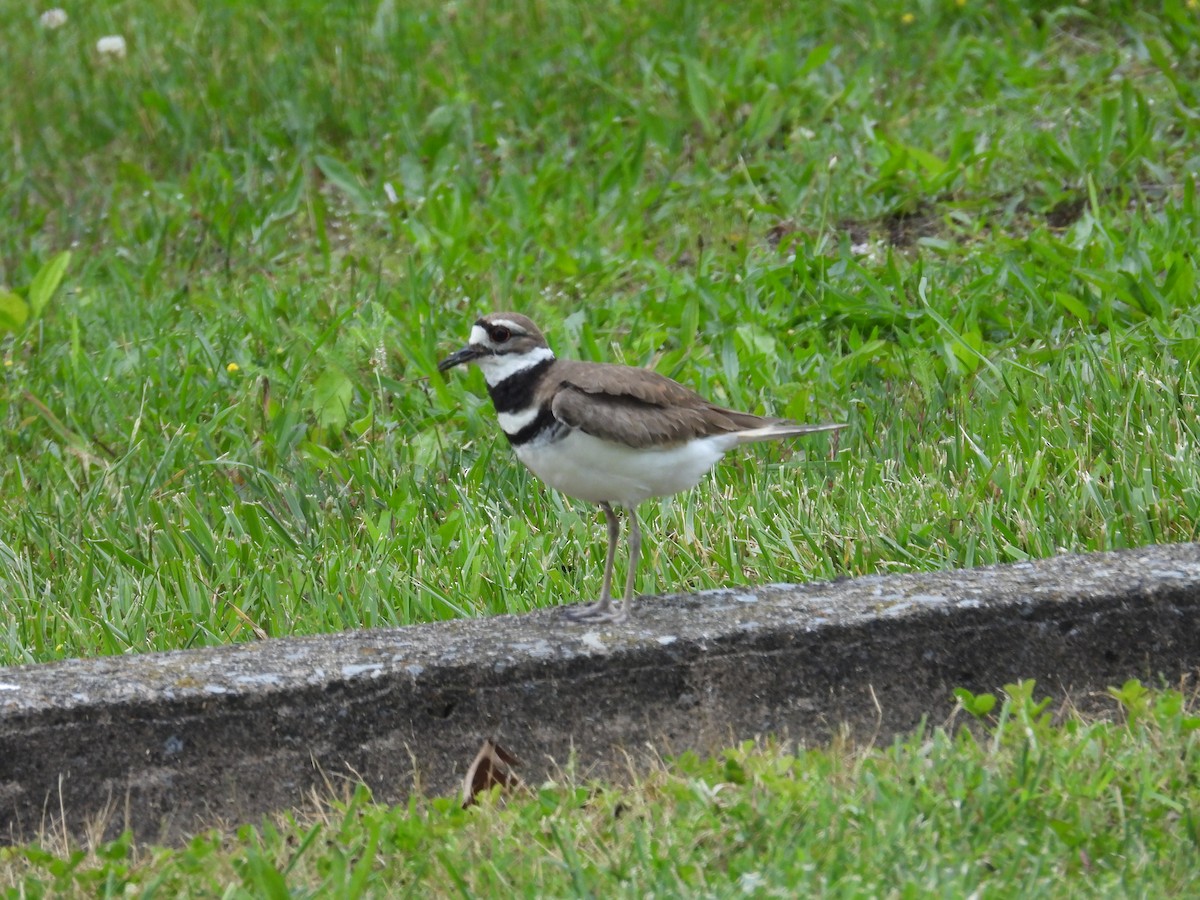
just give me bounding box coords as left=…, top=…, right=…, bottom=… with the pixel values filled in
left=548, top=360, right=780, bottom=449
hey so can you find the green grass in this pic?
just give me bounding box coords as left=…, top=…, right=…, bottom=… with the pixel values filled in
left=3, top=682, right=1199, bottom=896
left=3, top=0, right=1198, bottom=665
left=3, top=0, right=1200, bottom=884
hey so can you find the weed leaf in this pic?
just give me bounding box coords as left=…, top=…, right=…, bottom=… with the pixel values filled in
left=0, top=290, right=28, bottom=333
left=29, top=251, right=71, bottom=319
left=311, top=368, right=354, bottom=431
left=315, top=154, right=374, bottom=212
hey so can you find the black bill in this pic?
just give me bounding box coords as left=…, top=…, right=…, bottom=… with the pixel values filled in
left=437, top=345, right=485, bottom=372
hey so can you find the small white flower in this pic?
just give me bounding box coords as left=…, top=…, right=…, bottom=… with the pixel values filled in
left=738, top=871, right=766, bottom=893
left=39, top=8, right=68, bottom=29
left=851, top=240, right=885, bottom=262
left=96, top=35, right=127, bottom=58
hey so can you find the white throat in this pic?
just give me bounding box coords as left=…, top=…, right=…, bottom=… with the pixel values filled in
left=478, top=345, right=555, bottom=387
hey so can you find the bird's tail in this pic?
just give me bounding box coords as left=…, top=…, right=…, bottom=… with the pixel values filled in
left=731, top=422, right=847, bottom=446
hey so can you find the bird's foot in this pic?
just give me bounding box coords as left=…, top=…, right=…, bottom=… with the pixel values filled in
left=561, top=599, right=630, bottom=625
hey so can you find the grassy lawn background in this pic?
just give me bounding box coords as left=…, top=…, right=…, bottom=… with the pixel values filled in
left=2, top=0, right=1200, bottom=890
left=2, top=0, right=1198, bottom=665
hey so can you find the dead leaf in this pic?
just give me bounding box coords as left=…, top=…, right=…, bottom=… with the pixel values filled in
left=461, top=738, right=523, bottom=808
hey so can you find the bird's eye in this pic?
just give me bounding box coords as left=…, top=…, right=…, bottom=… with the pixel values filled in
left=491, top=326, right=511, bottom=343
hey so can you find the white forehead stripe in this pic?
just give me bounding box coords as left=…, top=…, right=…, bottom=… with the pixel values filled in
left=479, top=346, right=554, bottom=386
left=469, top=324, right=489, bottom=345
left=488, top=318, right=524, bottom=333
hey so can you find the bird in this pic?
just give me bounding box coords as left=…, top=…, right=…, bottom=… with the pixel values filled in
left=437, top=312, right=846, bottom=624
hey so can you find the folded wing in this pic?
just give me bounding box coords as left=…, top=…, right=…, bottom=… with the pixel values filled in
left=549, top=361, right=785, bottom=449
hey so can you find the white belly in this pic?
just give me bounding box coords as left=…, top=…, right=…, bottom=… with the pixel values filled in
left=514, top=429, right=733, bottom=505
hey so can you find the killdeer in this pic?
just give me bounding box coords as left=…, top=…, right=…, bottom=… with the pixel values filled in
left=438, top=313, right=845, bottom=624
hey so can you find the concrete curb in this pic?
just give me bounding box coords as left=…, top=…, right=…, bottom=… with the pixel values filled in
left=3, top=543, right=1199, bottom=843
